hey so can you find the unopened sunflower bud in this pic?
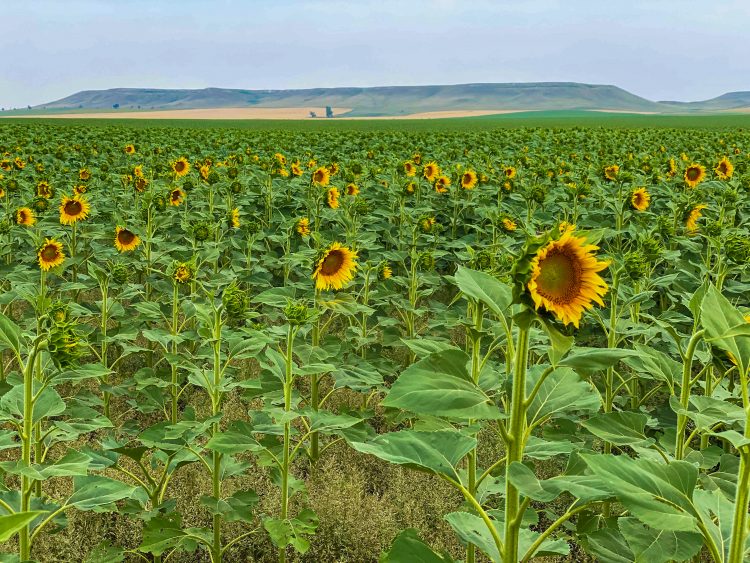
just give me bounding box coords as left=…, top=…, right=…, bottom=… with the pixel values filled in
left=284, top=300, right=310, bottom=326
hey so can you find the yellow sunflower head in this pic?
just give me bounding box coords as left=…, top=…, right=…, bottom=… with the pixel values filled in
left=404, top=161, right=417, bottom=177
left=461, top=170, right=478, bottom=190
left=124, top=144, right=136, bottom=154
left=134, top=164, right=144, bottom=178
left=312, top=166, right=331, bottom=186
left=312, top=242, right=358, bottom=291
left=114, top=227, right=141, bottom=252
left=169, top=188, right=185, bottom=206
left=423, top=162, right=440, bottom=182
left=59, top=195, right=91, bottom=225
left=604, top=165, right=619, bottom=181
left=630, top=187, right=651, bottom=211
left=346, top=183, right=359, bottom=196
left=172, top=157, right=190, bottom=177
left=172, top=261, right=196, bottom=284
left=291, top=162, right=303, bottom=176
left=378, top=261, right=393, bottom=281
left=501, top=217, right=517, bottom=232
left=434, top=175, right=450, bottom=193
left=38, top=238, right=65, bottom=271
left=327, top=187, right=340, bottom=209
left=37, top=180, right=53, bottom=199
left=16, top=207, right=36, bottom=227
left=503, top=166, right=517, bottom=179
left=79, top=168, right=91, bottom=181
left=296, top=217, right=311, bottom=237
left=229, top=208, right=240, bottom=228
left=525, top=229, right=609, bottom=328
left=684, top=163, right=706, bottom=188
left=200, top=164, right=211, bottom=181
left=685, top=204, right=707, bottom=234
left=714, top=157, right=734, bottom=180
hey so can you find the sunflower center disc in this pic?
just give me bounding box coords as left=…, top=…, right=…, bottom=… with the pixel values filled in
left=321, top=251, right=345, bottom=276
left=41, top=246, right=59, bottom=260
left=536, top=250, right=581, bottom=303
left=65, top=201, right=82, bottom=215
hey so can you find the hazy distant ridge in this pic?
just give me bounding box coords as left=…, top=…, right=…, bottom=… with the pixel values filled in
left=34, top=83, right=750, bottom=116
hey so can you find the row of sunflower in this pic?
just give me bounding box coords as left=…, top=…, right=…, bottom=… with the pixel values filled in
left=0, top=122, right=748, bottom=562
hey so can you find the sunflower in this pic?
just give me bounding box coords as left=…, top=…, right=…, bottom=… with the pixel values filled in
left=423, top=162, right=440, bottom=182
left=296, top=217, right=311, bottom=237
left=79, top=168, right=91, bottom=181
left=173, top=262, right=194, bottom=284
left=14, top=158, right=25, bottom=170
left=134, top=177, right=148, bottom=192
left=0, top=160, right=10, bottom=171
left=73, top=184, right=88, bottom=196
left=686, top=204, right=707, bottom=233
left=291, top=162, right=303, bottom=176
left=38, top=238, right=65, bottom=271
left=630, top=187, right=651, bottom=211
left=346, top=183, right=359, bottom=196
left=461, top=170, right=478, bottom=190
left=667, top=158, right=677, bottom=177
left=405, top=181, right=417, bottom=194
left=170, top=188, right=185, bottom=206
left=59, top=195, right=91, bottom=225
left=403, top=161, right=417, bottom=177
left=684, top=163, right=706, bottom=188
left=274, top=153, right=287, bottom=166
left=312, top=242, right=358, bottom=291
left=434, top=175, right=450, bottom=193
left=307, top=159, right=317, bottom=169
left=16, top=207, right=35, bottom=226
left=527, top=229, right=609, bottom=328
left=328, top=162, right=340, bottom=175
left=501, top=217, right=517, bottom=232
left=134, top=164, right=144, bottom=178
left=604, top=165, right=619, bottom=181
left=0, top=186, right=5, bottom=199
left=714, top=157, right=734, bottom=180
left=504, top=166, right=517, bottom=179
left=114, top=226, right=141, bottom=252
left=229, top=208, right=240, bottom=228
left=37, top=180, right=53, bottom=199
left=412, top=153, right=422, bottom=165
left=172, top=157, right=190, bottom=177
left=312, top=166, right=331, bottom=186
left=124, top=144, right=136, bottom=154
left=200, top=164, right=211, bottom=181
left=378, top=262, right=392, bottom=281
left=327, top=187, right=340, bottom=209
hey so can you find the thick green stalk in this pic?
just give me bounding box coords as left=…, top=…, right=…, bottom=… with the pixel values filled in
left=279, top=324, right=295, bottom=563
left=19, top=348, right=39, bottom=561
left=675, top=330, right=704, bottom=460
left=170, top=282, right=179, bottom=424
left=504, top=327, right=529, bottom=563
left=310, top=291, right=320, bottom=462
left=101, top=278, right=111, bottom=419
left=211, top=307, right=223, bottom=563
left=727, top=370, right=750, bottom=563
left=466, top=302, right=484, bottom=563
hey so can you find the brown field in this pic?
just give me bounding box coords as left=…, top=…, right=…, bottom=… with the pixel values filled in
left=2, top=107, right=527, bottom=120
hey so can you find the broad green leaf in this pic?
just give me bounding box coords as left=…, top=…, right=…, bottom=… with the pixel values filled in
left=582, top=411, right=655, bottom=447
left=444, top=512, right=501, bottom=561
left=0, top=511, right=45, bottom=542
left=582, top=529, right=634, bottom=563
left=582, top=454, right=699, bottom=532
left=205, top=422, right=265, bottom=455
left=558, top=347, right=637, bottom=371
left=84, top=541, right=126, bottom=563
left=264, top=508, right=318, bottom=554
left=701, top=285, right=750, bottom=376
left=453, top=266, right=511, bottom=318
left=526, top=366, right=601, bottom=424
left=623, top=344, right=681, bottom=387
left=351, top=430, right=476, bottom=480
left=382, top=350, right=502, bottom=419
left=380, top=528, right=454, bottom=563
left=619, top=517, right=702, bottom=562
left=0, top=313, right=21, bottom=357
left=39, top=449, right=92, bottom=478
left=507, top=462, right=612, bottom=503
left=68, top=476, right=138, bottom=510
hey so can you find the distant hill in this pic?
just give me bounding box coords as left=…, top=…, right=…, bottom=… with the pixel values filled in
left=659, top=91, right=750, bottom=111
left=31, top=83, right=666, bottom=116
left=23, top=83, right=750, bottom=117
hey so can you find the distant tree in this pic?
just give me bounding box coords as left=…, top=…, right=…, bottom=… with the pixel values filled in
left=27, top=105, right=31, bottom=110
left=325, top=106, right=333, bottom=118
left=112, top=103, right=120, bottom=109
left=309, top=111, right=317, bottom=118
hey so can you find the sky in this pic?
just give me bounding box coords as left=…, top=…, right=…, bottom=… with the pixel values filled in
left=2, top=0, right=749, bottom=108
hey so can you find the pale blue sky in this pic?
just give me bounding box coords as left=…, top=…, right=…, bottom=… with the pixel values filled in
left=2, top=0, right=748, bottom=108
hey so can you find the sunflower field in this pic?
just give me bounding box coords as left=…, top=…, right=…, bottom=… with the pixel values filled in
left=0, top=121, right=749, bottom=563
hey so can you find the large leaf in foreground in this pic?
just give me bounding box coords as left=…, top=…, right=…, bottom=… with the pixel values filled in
left=351, top=430, right=476, bottom=481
